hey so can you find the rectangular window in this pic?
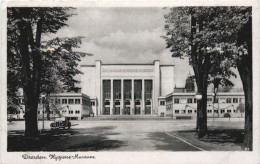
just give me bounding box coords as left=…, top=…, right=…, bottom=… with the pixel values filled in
left=227, top=110, right=231, bottom=113
left=233, top=98, right=238, bottom=103
left=194, top=110, right=197, bottom=113
left=135, top=101, right=141, bottom=105
left=221, top=109, right=225, bottom=113
left=91, top=101, right=95, bottom=106
left=207, top=110, right=212, bottom=113
left=214, top=98, right=219, bottom=103
left=55, top=99, right=60, bottom=104
left=214, top=110, right=218, bottom=113
left=124, top=80, right=132, bottom=99
left=188, top=110, right=192, bottom=114
left=181, top=110, right=186, bottom=114
left=233, top=110, right=237, bottom=113
left=75, top=110, right=80, bottom=114
left=105, top=101, right=110, bottom=105
left=62, top=99, right=67, bottom=104
left=146, top=100, right=151, bottom=105
left=187, top=98, right=193, bottom=104
left=68, top=99, right=74, bottom=104
left=207, top=98, right=212, bottom=103
left=174, top=98, right=180, bottom=104
left=125, top=101, right=130, bottom=105
left=175, top=110, right=179, bottom=114
left=160, top=101, right=165, bottom=106
left=38, top=111, right=40, bottom=114
left=194, top=98, right=197, bottom=103
left=69, top=110, right=73, bottom=114
left=75, top=99, right=81, bottom=104
left=62, top=110, right=66, bottom=114
left=226, top=98, right=232, bottom=103
left=115, top=101, right=120, bottom=105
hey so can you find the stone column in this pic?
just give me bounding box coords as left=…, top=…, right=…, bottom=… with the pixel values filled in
left=131, top=79, right=134, bottom=115
left=142, top=79, right=145, bottom=115
left=154, top=60, right=160, bottom=115
left=110, top=79, right=113, bottom=115
left=120, top=79, right=124, bottom=115
left=95, top=60, right=101, bottom=115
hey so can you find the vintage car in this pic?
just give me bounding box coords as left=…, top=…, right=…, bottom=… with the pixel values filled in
left=50, top=117, right=71, bottom=129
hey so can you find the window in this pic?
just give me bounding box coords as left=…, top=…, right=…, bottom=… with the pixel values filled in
left=68, top=99, right=74, bottom=104
left=181, top=110, right=186, bottom=114
left=188, top=110, right=192, bottom=114
left=214, top=110, right=218, bottom=113
left=62, top=99, right=67, bottom=104
left=226, top=98, right=232, bottom=103
left=160, top=101, right=165, bottom=106
left=207, top=110, right=212, bottom=113
left=214, top=98, right=219, bottom=103
left=207, top=98, right=212, bottom=103
left=75, top=99, right=81, bottom=104
left=194, top=110, right=197, bottom=113
left=187, top=98, right=193, bottom=104
left=75, top=110, right=80, bottom=114
left=105, top=101, right=110, bottom=105
left=91, top=101, right=95, bottom=106
left=38, top=111, right=40, bottom=114
left=146, top=101, right=151, bottom=105
left=233, top=110, right=237, bottom=113
left=221, top=109, right=225, bottom=113
left=125, top=101, right=130, bottom=105
left=62, top=110, right=66, bottom=114
left=69, top=110, right=73, bottom=114
left=175, top=110, right=179, bottom=114
left=174, top=98, right=180, bottom=104
left=233, top=98, right=238, bottom=103
left=135, top=101, right=141, bottom=105
left=227, top=110, right=231, bottom=113
left=55, top=99, right=60, bottom=104
left=115, top=101, right=120, bottom=105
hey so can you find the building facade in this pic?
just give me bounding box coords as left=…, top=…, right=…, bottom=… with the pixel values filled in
left=16, top=93, right=92, bottom=120
left=161, top=92, right=245, bottom=118
left=80, top=60, right=175, bottom=116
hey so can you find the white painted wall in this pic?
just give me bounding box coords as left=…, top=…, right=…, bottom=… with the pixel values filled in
left=160, top=66, right=174, bottom=97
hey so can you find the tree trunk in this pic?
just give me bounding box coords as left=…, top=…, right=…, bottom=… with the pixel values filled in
left=46, top=94, right=50, bottom=120
left=237, top=17, right=252, bottom=151
left=237, top=59, right=252, bottom=151
left=196, top=73, right=208, bottom=139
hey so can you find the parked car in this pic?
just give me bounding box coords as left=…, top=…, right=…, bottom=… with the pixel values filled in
left=50, top=117, right=71, bottom=129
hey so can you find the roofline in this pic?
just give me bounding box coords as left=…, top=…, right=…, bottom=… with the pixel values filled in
left=166, top=92, right=245, bottom=98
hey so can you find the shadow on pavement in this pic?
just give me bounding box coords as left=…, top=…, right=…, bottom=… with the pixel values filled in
left=176, top=129, right=244, bottom=151
left=8, top=126, right=126, bottom=151
left=146, top=132, right=200, bottom=151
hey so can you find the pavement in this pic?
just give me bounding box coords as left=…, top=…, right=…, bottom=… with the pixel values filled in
left=7, top=118, right=244, bottom=151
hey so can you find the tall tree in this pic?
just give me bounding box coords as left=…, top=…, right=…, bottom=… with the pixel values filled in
left=7, top=8, right=89, bottom=136
left=163, top=7, right=252, bottom=150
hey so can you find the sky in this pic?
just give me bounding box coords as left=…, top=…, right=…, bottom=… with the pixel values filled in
left=45, top=7, right=242, bottom=88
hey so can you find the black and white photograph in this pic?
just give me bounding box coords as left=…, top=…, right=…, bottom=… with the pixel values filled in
left=1, top=1, right=259, bottom=164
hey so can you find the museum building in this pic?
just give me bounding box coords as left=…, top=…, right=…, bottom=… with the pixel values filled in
left=80, top=60, right=174, bottom=116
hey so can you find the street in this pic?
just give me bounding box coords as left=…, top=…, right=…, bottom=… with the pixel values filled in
left=7, top=118, right=244, bottom=151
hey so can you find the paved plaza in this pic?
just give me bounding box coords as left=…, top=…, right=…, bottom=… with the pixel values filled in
left=7, top=118, right=244, bottom=151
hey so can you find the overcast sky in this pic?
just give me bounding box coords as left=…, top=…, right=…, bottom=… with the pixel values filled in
left=45, top=7, right=242, bottom=88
